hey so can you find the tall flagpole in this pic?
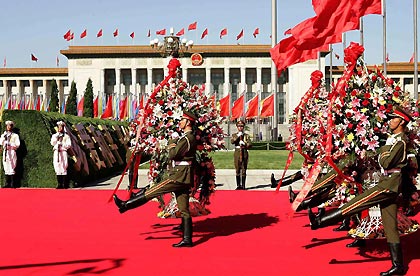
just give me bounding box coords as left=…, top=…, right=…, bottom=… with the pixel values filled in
left=343, top=33, right=346, bottom=66
left=414, top=0, right=418, bottom=99
left=271, top=0, right=278, bottom=141
left=383, top=0, right=387, bottom=75
left=329, top=45, right=333, bottom=91
left=360, top=17, right=364, bottom=60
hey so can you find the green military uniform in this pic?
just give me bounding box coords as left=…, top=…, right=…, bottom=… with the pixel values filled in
left=114, top=110, right=198, bottom=247
left=231, top=121, right=252, bottom=189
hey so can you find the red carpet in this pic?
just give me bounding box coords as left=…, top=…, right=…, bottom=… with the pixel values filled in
left=0, top=189, right=419, bottom=276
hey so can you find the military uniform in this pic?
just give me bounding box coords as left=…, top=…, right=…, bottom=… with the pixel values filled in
left=310, top=106, right=412, bottom=275
left=126, top=122, right=139, bottom=190
left=231, top=121, right=252, bottom=189
left=114, top=110, right=198, bottom=247
left=51, top=121, right=72, bottom=189
left=0, top=121, right=20, bottom=188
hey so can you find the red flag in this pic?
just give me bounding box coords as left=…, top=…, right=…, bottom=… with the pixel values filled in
left=119, top=97, right=128, bottom=120
left=386, top=52, right=390, bottom=62
left=80, top=29, right=87, bottom=39
left=31, top=54, right=38, bottom=62
left=409, top=53, right=415, bottom=63
left=139, top=95, right=144, bottom=109
left=220, top=28, right=227, bottom=39
left=101, top=96, right=113, bottom=119
left=236, top=29, right=244, bottom=40
left=176, top=28, right=185, bottom=36
left=147, top=29, right=151, bottom=37
left=245, top=95, right=259, bottom=119
left=63, top=29, right=71, bottom=40
left=253, top=28, right=259, bottom=38
left=113, top=29, right=118, bottom=37
left=66, top=32, right=74, bottom=41
left=97, top=29, right=103, bottom=38
left=260, top=94, right=274, bottom=118
left=219, top=94, right=230, bottom=117
left=284, top=28, right=291, bottom=35
left=188, top=22, right=197, bottom=31
left=156, top=29, right=166, bottom=35
left=334, top=53, right=340, bottom=59
left=56, top=56, right=59, bottom=67
left=77, top=96, right=84, bottom=116
left=35, top=96, right=41, bottom=111
left=3, top=57, right=6, bottom=68
left=93, top=96, right=99, bottom=117
left=231, top=94, right=244, bottom=120
left=130, top=32, right=135, bottom=39
left=201, top=28, right=208, bottom=39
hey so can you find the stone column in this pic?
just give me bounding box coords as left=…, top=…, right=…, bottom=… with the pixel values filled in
left=205, top=67, right=211, bottom=96
left=131, top=68, right=137, bottom=97
left=240, top=67, right=246, bottom=95
left=256, top=67, right=262, bottom=95
left=147, top=68, right=153, bottom=94
left=223, top=67, right=230, bottom=98
left=115, top=68, right=121, bottom=98
left=182, top=67, right=188, bottom=83
left=100, top=69, right=105, bottom=97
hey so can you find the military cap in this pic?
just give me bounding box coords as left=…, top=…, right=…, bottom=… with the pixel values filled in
left=389, top=106, right=413, bottom=122
left=182, top=110, right=198, bottom=122
left=56, top=121, right=66, bottom=126
left=5, top=120, right=14, bottom=126
left=236, top=120, right=245, bottom=127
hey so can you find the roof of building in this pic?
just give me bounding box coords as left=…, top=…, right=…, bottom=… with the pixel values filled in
left=330, top=63, right=420, bottom=75
left=0, top=68, right=68, bottom=77
left=60, top=44, right=272, bottom=58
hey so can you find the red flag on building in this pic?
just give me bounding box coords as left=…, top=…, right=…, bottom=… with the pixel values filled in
left=386, top=52, right=390, bottom=62
left=220, top=28, right=227, bottom=39
left=236, top=29, right=244, bottom=40
left=201, top=28, right=208, bottom=39
left=93, top=96, right=99, bottom=117
left=253, top=28, right=259, bottom=38
left=139, top=95, right=144, bottom=109
left=409, top=53, right=415, bottom=63
left=63, top=29, right=71, bottom=40
left=3, top=57, right=6, bottom=68
left=101, top=96, right=113, bottom=119
left=231, top=94, right=244, bottom=120
left=156, top=29, right=166, bottom=35
left=147, top=29, right=151, bottom=37
left=188, top=22, right=197, bottom=31
left=80, top=29, right=87, bottom=38
left=66, top=32, right=74, bottom=41
left=218, top=94, right=230, bottom=117
left=56, top=56, right=59, bottom=67
left=35, top=96, right=41, bottom=111
left=97, top=29, right=103, bottom=37
left=260, top=94, right=274, bottom=118
left=130, top=32, right=135, bottom=39
left=113, top=29, right=119, bottom=37
left=176, top=28, right=185, bottom=36
left=245, top=95, right=259, bottom=119
left=31, top=54, right=38, bottom=62
left=119, top=97, right=128, bottom=120
left=77, top=96, right=84, bottom=116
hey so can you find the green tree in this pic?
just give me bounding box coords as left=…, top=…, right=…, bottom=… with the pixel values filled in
left=49, top=79, right=59, bottom=112
left=83, top=78, right=94, bottom=118
left=65, top=81, right=78, bottom=116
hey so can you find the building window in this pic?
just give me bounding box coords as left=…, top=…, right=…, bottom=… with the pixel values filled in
left=211, top=69, right=224, bottom=98
left=187, top=68, right=205, bottom=86
left=230, top=68, right=240, bottom=101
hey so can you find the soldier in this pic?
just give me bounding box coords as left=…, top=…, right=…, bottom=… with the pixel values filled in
left=0, top=121, right=20, bottom=188
left=114, top=110, right=198, bottom=247
left=231, top=120, right=252, bottom=190
left=50, top=121, right=72, bottom=189
left=309, top=106, right=412, bottom=276
left=126, top=121, right=140, bottom=190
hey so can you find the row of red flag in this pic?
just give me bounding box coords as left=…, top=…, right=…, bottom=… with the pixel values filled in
left=63, top=25, right=260, bottom=41
left=270, top=0, right=382, bottom=74
left=218, top=93, right=274, bottom=120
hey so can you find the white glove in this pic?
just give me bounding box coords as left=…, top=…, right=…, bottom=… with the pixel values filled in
left=171, top=132, right=180, bottom=139
left=237, top=132, right=243, bottom=137
left=239, top=140, right=246, bottom=146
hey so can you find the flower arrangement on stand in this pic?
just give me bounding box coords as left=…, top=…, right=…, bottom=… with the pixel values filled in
left=135, top=69, right=226, bottom=218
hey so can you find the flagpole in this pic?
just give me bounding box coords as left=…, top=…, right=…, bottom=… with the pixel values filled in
left=271, top=0, right=278, bottom=140
left=329, top=45, right=333, bottom=91
left=383, top=0, right=387, bottom=76
left=414, top=0, right=418, bottom=99
left=342, top=33, right=346, bottom=66
left=360, top=17, right=364, bottom=60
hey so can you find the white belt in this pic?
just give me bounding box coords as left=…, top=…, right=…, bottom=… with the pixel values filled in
left=382, top=168, right=401, bottom=176
left=235, top=146, right=242, bottom=149
left=173, top=161, right=192, bottom=166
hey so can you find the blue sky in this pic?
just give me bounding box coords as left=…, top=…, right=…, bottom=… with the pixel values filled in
left=0, top=0, right=416, bottom=68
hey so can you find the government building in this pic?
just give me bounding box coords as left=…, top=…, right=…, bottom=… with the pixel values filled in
left=0, top=44, right=419, bottom=140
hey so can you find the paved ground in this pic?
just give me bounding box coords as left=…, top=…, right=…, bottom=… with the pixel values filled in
left=80, top=169, right=304, bottom=191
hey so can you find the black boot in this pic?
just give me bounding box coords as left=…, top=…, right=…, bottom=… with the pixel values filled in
left=309, top=208, right=343, bottom=230
left=172, top=217, right=193, bottom=247
left=172, top=219, right=184, bottom=231
left=380, top=243, right=405, bottom=276
left=235, top=176, right=242, bottom=190
left=56, top=175, right=63, bottom=189
left=130, top=187, right=147, bottom=199
left=62, top=175, right=69, bottom=189
left=4, top=175, right=13, bottom=188
left=241, top=175, right=246, bottom=190
left=288, top=186, right=297, bottom=203
left=113, top=193, right=147, bottom=214
left=333, top=218, right=351, bottom=231
left=346, top=239, right=366, bottom=248
left=270, top=173, right=277, bottom=188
